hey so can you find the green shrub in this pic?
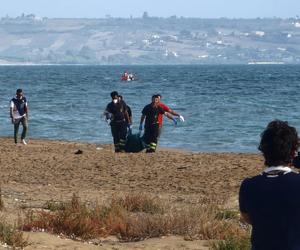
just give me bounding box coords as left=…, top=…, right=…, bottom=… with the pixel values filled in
left=215, top=209, right=239, bottom=220
left=0, top=218, right=29, bottom=248
left=210, top=236, right=251, bottom=250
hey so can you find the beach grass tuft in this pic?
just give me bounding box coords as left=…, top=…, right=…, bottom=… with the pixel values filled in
left=111, top=193, right=165, bottom=214
left=22, top=194, right=106, bottom=240
left=215, top=209, right=240, bottom=220
left=0, top=217, right=29, bottom=248
left=210, top=235, right=251, bottom=250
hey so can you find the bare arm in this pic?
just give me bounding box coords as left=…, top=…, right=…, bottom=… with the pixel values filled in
left=168, top=108, right=180, bottom=117
left=164, top=112, right=174, bottom=120
left=128, top=115, right=132, bottom=125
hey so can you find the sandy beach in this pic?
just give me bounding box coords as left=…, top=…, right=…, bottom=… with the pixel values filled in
left=0, top=137, right=264, bottom=249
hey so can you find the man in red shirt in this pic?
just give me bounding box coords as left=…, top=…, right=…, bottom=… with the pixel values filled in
left=157, top=94, right=184, bottom=137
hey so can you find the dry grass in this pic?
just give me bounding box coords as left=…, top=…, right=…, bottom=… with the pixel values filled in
left=0, top=216, right=29, bottom=248
left=22, top=194, right=106, bottom=240
left=21, top=193, right=250, bottom=245
left=111, top=194, right=165, bottom=214
left=215, top=209, right=239, bottom=220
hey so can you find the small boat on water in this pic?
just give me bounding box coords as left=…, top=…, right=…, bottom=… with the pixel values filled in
left=121, top=71, right=135, bottom=81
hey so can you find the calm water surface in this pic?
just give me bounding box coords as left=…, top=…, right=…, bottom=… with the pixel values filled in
left=0, top=65, right=299, bottom=152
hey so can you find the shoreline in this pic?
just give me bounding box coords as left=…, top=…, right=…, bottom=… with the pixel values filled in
left=3, top=136, right=259, bottom=154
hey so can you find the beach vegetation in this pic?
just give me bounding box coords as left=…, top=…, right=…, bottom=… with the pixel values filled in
left=210, top=235, right=251, bottom=250
left=215, top=209, right=239, bottom=220
left=110, top=194, right=165, bottom=214
left=44, top=200, right=67, bottom=212
left=0, top=217, right=29, bottom=248
left=22, top=194, right=106, bottom=240
left=21, top=193, right=250, bottom=244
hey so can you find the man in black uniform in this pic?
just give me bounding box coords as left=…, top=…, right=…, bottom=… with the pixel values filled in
left=104, top=91, right=130, bottom=152
left=139, top=94, right=173, bottom=153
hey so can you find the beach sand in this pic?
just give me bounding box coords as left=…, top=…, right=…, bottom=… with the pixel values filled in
left=0, top=138, right=264, bottom=249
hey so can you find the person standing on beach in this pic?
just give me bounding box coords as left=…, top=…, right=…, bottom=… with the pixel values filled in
left=104, top=91, right=130, bottom=153
left=239, top=120, right=300, bottom=250
left=157, top=94, right=184, bottom=137
left=139, top=94, right=174, bottom=153
left=118, top=95, right=132, bottom=135
left=10, top=88, right=29, bottom=145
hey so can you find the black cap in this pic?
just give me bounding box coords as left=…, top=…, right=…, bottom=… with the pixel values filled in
left=110, top=91, right=119, bottom=99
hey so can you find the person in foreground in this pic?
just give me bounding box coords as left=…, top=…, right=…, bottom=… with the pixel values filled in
left=239, top=120, right=300, bottom=250
left=104, top=91, right=130, bottom=152
left=139, top=94, right=174, bottom=153
left=10, top=88, right=29, bottom=145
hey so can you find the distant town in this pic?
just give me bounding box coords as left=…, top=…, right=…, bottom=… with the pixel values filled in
left=0, top=13, right=300, bottom=64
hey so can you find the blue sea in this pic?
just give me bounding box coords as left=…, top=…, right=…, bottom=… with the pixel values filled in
left=0, top=65, right=299, bottom=152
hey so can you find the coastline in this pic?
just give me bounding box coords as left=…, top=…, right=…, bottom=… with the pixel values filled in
left=0, top=137, right=264, bottom=249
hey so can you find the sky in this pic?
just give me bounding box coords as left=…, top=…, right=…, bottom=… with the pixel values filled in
left=1, top=0, right=299, bottom=19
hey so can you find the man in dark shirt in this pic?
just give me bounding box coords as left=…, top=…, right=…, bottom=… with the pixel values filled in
left=239, top=120, right=300, bottom=250
left=104, top=91, right=130, bottom=152
left=139, top=94, right=173, bottom=153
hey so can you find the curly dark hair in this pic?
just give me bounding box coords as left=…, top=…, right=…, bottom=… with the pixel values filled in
left=258, top=120, right=300, bottom=166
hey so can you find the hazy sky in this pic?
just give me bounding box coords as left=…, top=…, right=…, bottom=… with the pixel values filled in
left=1, top=0, right=299, bottom=19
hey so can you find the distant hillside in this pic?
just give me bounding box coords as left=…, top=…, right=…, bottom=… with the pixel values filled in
left=0, top=14, right=300, bottom=64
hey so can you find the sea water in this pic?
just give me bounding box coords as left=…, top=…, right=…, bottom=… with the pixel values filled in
left=0, top=65, right=299, bottom=152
